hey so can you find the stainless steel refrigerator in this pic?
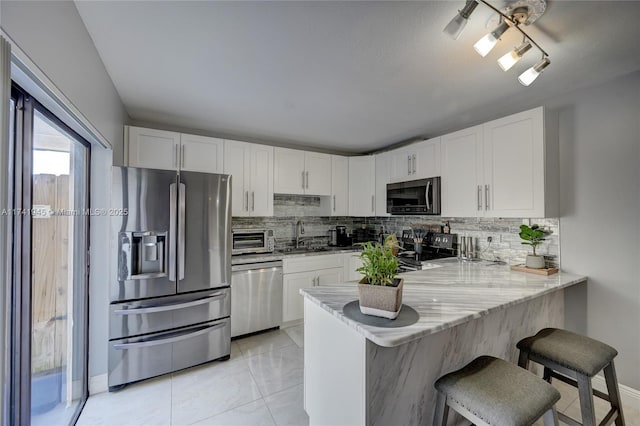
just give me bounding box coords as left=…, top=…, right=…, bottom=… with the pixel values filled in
left=108, top=167, right=231, bottom=390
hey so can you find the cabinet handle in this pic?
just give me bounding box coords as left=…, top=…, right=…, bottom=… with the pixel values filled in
left=485, top=184, right=489, bottom=210
left=407, top=155, right=411, bottom=175
left=333, top=195, right=336, bottom=212
left=306, top=171, right=309, bottom=189
left=174, top=144, right=179, bottom=168
left=371, top=195, right=375, bottom=213
left=412, top=154, right=416, bottom=174
left=301, top=171, right=305, bottom=189
left=252, top=191, right=255, bottom=212
left=477, top=185, right=482, bottom=211
left=181, top=144, right=185, bottom=168
left=245, top=191, right=249, bottom=212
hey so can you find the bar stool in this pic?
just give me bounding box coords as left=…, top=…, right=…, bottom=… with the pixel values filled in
left=433, top=356, right=560, bottom=426
left=517, top=328, right=625, bottom=426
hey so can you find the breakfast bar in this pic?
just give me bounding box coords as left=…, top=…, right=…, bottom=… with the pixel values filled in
left=300, top=259, right=586, bottom=426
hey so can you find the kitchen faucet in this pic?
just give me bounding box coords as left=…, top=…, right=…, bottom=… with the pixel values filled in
left=296, top=220, right=306, bottom=248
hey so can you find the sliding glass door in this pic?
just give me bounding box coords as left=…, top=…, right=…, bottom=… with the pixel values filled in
left=10, top=84, right=89, bottom=426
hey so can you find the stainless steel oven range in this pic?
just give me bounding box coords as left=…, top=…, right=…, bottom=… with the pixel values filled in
left=108, top=167, right=232, bottom=391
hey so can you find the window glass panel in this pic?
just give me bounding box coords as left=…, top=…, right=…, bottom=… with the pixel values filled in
left=30, top=108, right=88, bottom=425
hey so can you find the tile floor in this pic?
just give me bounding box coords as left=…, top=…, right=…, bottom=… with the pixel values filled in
left=78, top=325, right=639, bottom=426
left=77, top=326, right=307, bottom=426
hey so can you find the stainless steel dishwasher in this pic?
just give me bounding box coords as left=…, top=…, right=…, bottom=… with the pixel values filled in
left=230, top=260, right=283, bottom=337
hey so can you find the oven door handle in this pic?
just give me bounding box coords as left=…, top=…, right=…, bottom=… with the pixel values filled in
left=112, top=321, right=227, bottom=350
left=113, top=292, right=226, bottom=315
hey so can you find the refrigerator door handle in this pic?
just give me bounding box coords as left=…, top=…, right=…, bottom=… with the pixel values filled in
left=169, top=183, right=177, bottom=281
left=178, top=182, right=186, bottom=280
left=112, top=321, right=227, bottom=350
left=113, top=292, right=227, bottom=315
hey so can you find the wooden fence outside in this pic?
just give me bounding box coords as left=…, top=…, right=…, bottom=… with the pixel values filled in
left=31, top=173, right=71, bottom=375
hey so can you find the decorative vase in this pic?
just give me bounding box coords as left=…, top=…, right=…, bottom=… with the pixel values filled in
left=357, top=278, right=404, bottom=319
left=525, top=255, right=546, bottom=269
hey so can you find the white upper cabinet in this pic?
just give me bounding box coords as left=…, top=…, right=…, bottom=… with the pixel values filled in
left=330, top=155, right=349, bottom=216
left=374, top=152, right=391, bottom=216
left=274, top=148, right=331, bottom=196
left=127, top=126, right=223, bottom=173
left=441, top=107, right=554, bottom=218
left=413, top=137, right=441, bottom=179
left=224, top=140, right=273, bottom=217
left=127, top=126, right=180, bottom=171
left=179, top=134, right=224, bottom=173
left=441, top=125, right=484, bottom=218
left=389, top=138, right=441, bottom=183
left=348, top=156, right=376, bottom=217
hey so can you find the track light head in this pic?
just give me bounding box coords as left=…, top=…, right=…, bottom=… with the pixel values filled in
left=443, top=0, right=479, bottom=40
left=518, top=57, right=551, bottom=86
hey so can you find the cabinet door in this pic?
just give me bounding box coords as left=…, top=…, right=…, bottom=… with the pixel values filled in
left=224, top=140, right=250, bottom=217
left=283, top=271, right=315, bottom=322
left=344, top=253, right=364, bottom=282
left=127, top=126, right=180, bottom=170
left=330, top=155, right=349, bottom=216
left=389, top=148, right=412, bottom=182
left=441, top=125, right=484, bottom=217
left=274, top=147, right=305, bottom=195
left=348, top=156, right=375, bottom=217
left=316, top=268, right=345, bottom=286
left=180, top=134, right=224, bottom=173
left=249, top=144, right=274, bottom=216
left=413, top=137, right=441, bottom=179
left=374, top=152, right=391, bottom=216
left=305, top=152, right=332, bottom=195
left=483, top=107, right=544, bottom=217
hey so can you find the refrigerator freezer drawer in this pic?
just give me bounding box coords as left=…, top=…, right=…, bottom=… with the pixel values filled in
left=108, top=318, right=231, bottom=389
left=110, top=288, right=230, bottom=340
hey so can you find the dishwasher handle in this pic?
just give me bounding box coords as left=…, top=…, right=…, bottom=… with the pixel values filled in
left=232, top=261, right=283, bottom=272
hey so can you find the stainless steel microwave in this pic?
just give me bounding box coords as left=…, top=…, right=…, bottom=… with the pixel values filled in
left=387, top=177, right=441, bottom=215
left=232, top=229, right=275, bottom=255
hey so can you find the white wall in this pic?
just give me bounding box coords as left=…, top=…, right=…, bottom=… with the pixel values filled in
left=1, top=1, right=126, bottom=382
left=0, top=0, right=127, bottom=164
left=548, top=71, right=640, bottom=389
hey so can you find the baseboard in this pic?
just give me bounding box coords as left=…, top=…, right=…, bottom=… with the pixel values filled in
left=88, top=374, right=108, bottom=395
left=592, top=374, right=640, bottom=404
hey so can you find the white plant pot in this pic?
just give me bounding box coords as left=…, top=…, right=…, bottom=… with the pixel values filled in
left=525, top=255, right=546, bottom=269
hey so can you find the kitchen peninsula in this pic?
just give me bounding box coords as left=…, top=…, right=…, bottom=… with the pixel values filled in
left=301, top=259, right=586, bottom=425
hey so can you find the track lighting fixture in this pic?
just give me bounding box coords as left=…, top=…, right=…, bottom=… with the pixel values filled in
left=443, top=0, right=551, bottom=86
left=443, top=0, right=479, bottom=40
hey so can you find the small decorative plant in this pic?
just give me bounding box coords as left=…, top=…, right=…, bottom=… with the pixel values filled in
left=518, top=224, right=548, bottom=256
left=357, top=235, right=399, bottom=286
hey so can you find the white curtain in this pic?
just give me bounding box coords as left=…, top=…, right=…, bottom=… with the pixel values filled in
left=0, top=34, right=11, bottom=426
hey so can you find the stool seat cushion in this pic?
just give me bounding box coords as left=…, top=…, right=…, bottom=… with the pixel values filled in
left=435, top=356, right=560, bottom=426
left=517, top=328, right=617, bottom=377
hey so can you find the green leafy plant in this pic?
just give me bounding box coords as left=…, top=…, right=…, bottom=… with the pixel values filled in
left=519, top=224, right=549, bottom=256
left=357, top=235, right=399, bottom=286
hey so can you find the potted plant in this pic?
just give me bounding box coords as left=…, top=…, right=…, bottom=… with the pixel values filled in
left=519, top=224, right=549, bottom=269
left=356, top=236, right=403, bottom=319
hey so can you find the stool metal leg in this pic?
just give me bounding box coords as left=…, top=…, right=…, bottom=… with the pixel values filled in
left=577, top=374, right=597, bottom=426
left=542, top=406, right=559, bottom=426
left=433, top=392, right=449, bottom=426
left=518, top=350, right=530, bottom=370
left=604, top=361, right=625, bottom=426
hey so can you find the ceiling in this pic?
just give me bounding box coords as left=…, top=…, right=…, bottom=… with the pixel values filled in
left=75, top=1, right=640, bottom=154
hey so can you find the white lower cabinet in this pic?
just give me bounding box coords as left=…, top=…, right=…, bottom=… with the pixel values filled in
left=282, top=254, right=344, bottom=322
left=344, top=252, right=364, bottom=282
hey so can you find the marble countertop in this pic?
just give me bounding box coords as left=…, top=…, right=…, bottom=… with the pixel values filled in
left=300, top=258, right=587, bottom=348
